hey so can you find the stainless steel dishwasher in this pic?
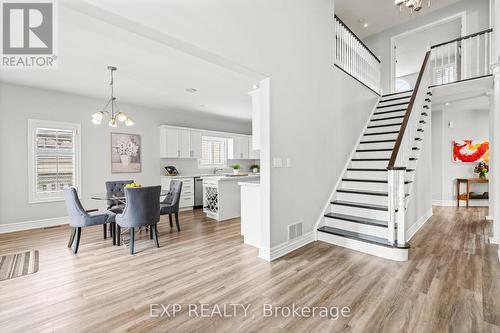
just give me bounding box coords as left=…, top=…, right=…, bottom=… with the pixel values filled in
left=194, top=177, right=204, bottom=208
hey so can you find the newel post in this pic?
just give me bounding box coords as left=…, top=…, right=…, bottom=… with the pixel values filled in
left=395, top=169, right=406, bottom=246
left=387, top=169, right=396, bottom=245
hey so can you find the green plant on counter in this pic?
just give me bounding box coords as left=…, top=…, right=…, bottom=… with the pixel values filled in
left=249, top=164, right=260, bottom=172
left=230, top=163, right=241, bottom=170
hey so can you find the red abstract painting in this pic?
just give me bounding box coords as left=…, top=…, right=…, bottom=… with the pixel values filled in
left=452, top=140, right=489, bottom=163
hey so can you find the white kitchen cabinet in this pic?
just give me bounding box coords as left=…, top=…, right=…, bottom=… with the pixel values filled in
left=248, top=136, right=260, bottom=159
left=229, top=135, right=250, bottom=159
left=161, top=176, right=194, bottom=209
left=189, top=130, right=202, bottom=159
left=159, top=126, right=192, bottom=158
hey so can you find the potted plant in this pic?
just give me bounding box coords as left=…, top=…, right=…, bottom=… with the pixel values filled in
left=250, top=164, right=260, bottom=173
left=231, top=163, right=241, bottom=175
left=474, top=161, right=489, bottom=179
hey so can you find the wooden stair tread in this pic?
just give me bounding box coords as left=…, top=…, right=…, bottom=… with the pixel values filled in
left=324, top=212, right=388, bottom=227
left=360, top=139, right=396, bottom=144
left=342, top=178, right=412, bottom=184
left=381, top=90, right=413, bottom=98
left=331, top=200, right=388, bottom=211
left=374, top=108, right=407, bottom=116
left=376, top=102, right=410, bottom=109
left=367, top=123, right=403, bottom=129
left=371, top=115, right=405, bottom=122
left=364, top=131, right=400, bottom=136
left=317, top=226, right=410, bottom=248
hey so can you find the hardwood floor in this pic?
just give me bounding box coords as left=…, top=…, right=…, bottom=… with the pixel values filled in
left=0, top=206, right=499, bottom=333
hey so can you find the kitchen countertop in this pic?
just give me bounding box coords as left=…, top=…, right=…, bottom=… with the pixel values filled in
left=201, top=175, right=260, bottom=182
left=238, top=181, right=260, bottom=187
left=162, top=173, right=260, bottom=179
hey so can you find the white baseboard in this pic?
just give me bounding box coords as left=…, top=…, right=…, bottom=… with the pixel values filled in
left=264, top=232, right=315, bottom=261
left=433, top=199, right=489, bottom=207
left=406, top=208, right=433, bottom=241
left=0, top=216, right=68, bottom=233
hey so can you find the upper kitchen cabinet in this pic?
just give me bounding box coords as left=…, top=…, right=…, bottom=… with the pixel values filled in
left=160, top=125, right=193, bottom=158
left=228, top=135, right=249, bottom=159
left=248, top=136, right=260, bottom=159
left=189, top=130, right=202, bottom=159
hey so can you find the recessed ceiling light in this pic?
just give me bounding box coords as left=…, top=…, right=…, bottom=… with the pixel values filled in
left=199, top=104, right=205, bottom=107
left=445, top=102, right=450, bottom=106
left=185, top=88, right=197, bottom=93
left=252, top=84, right=258, bottom=90
left=363, top=23, right=369, bottom=28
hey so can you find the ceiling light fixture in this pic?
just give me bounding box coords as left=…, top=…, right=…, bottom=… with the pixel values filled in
left=363, top=23, right=369, bottom=28
left=395, top=0, right=431, bottom=14
left=92, top=66, right=134, bottom=127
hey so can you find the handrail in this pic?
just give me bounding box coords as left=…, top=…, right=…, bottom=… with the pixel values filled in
left=431, top=28, right=493, bottom=49
left=387, top=51, right=431, bottom=169
left=335, top=15, right=381, bottom=63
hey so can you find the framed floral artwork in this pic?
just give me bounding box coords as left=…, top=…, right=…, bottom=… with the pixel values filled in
left=111, top=133, right=141, bottom=173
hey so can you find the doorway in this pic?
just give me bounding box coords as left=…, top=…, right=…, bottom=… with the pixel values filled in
left=390, top=13, right=465, bottom=93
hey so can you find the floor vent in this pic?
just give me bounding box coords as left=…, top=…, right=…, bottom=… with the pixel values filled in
left=288, top=222, right=303, bottom=241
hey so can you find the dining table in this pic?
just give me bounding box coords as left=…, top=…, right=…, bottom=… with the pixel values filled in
left=90, top=190, right=170, bottom=246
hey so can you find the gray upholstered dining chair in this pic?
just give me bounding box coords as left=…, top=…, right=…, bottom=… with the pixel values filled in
left=105, top=180, right=133, bottom=239
left=115, top=185, right=161, bottom=254
left=160, top=180, right=183, bottom=232
left=64, top=187, right=116, bottom=254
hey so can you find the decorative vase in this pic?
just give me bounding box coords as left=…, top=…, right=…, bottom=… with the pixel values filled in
left=233, top=169, right=239, bottom=175
left=252, top=167, right=259, bottom=173
left=120, top=155, right=131, bottom=166
left=479, top=173, right=487, bottom=179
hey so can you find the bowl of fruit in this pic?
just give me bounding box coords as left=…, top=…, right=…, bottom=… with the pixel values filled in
left=125, top=182, right=142, bottom=188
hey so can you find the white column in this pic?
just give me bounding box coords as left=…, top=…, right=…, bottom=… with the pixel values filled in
left=492, top=62, right=500, bottom=254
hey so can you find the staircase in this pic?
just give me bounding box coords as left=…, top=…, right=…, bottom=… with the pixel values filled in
left=317, top=52, right=432, bottom=261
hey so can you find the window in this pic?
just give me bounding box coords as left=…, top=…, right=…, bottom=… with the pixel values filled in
left=395, top=78, right=412, bottom=92
left=198, top=136, right=227, bottom=168
left=433, top=65, right=455, bottom=85
left=28, top=119, right=81, bottom=203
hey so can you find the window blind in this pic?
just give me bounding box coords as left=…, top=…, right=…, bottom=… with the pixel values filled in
left=199, top=136, right=227, bottom=167
left=35, top=127, right=76, bottom=194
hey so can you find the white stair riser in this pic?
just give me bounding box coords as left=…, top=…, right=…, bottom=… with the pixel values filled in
left=335, top=191, right=389, bottom=206
left=323, top=217, right=388, bottom=238
left=365, top=125, right=401, bottom=134
left=376, top=104, right=409, bottom=112
left=350, top=160, right=389, bottom=168
left=345, top=170, right=388, bottom=180
left=380, top=93, right=412, bottom=102
left=372, top=111, right=407, bottom=120
left=358, top=141, right=395, bottom=150
left=317, top=232, right=408, bottom=261
left=354, top=151, right=392, bottom=159
left=369, top=118, right=404, bottom=127
left=363, top=133, right=398, bottom=141
left=341, top=180, right=410, bottom=192
left=330, top=204, right=389, bottom=220
left=378, top=99, right=411, bottom=107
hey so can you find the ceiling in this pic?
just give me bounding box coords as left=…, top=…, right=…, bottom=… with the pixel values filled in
left=335, top=0, right=463, bottom=39
left=0, top=1, right=256, bottom=120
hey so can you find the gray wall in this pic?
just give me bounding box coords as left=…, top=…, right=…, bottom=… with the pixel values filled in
left=0, top=82, right=251, bottom=225
left=364, top=0, right=491, bottom=94
left=432, top=108, right=490, bottom=205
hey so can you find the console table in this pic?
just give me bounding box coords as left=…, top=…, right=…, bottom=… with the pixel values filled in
left=456, top=178, right=489, bottom=208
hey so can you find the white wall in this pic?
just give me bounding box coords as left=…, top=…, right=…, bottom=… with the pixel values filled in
left=432, top=108, right=490, bottom=206
left=364, top=0, right=491, bottom=94
left=0, top=82, right=251, bottom=225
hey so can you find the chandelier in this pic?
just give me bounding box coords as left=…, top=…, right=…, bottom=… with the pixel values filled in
left=395, top=0, right=431, bottom=13
left=91, top=66, right=134, bottom=127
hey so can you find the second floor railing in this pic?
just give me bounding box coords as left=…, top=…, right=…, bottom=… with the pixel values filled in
left=430, top=28, right=493, bottom=87
left=335, top=15, right=381, bottom=94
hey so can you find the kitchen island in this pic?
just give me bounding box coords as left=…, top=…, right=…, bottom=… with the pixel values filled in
left=201, top=175, right=260, bottom=221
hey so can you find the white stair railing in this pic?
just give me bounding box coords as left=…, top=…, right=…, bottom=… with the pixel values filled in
left=387, top=51, right=431, bottom=247
left=335, top=15, right=381, bottom=94
left=430, top=29, right=493, bottom=86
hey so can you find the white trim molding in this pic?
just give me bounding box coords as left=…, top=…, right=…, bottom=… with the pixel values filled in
left=259, top=232, right=315, bottom=262
left=433, top=199, right=489, bottom=207
left=406, top=208, right=433, bottom=241
left=0, top=216, right=68, bottom=234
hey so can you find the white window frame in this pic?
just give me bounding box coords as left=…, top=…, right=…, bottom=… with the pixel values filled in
left=198, top=135, right=228, bottom=169
left=28, top=119, right=82, bottom=204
